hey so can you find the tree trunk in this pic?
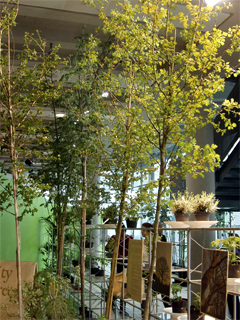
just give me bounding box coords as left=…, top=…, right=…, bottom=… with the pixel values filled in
left=57, top=218, right=66, bottom=276
left=105, top=91, right=131, bottom=320
left=80, top=156, right=87, bottom=320
left=143, top=155, right=165, bottom=320
left=13, top=170, right=23, bottom=320
left=8, top=23, right=23, bottom=320
left=105, top=216, right=124, bottom=320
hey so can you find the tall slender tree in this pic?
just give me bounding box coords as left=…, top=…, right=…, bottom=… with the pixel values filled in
left=85, top=0, right=240, bottom=318
left=37, top=33, right=113, bottom=318
left=92, top=51, right=157, bottom=320
left=0, top=1, right=64, bottom=318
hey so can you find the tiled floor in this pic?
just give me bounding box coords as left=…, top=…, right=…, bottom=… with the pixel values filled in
left=76, top=273, right=233, bottom=320
left=82, top=272, right=177, bottom=320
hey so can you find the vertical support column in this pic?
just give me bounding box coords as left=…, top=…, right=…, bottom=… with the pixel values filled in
left=186, top=123, right=216, bottom=289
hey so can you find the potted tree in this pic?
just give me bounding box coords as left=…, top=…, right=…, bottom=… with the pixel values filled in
left=192, top=191, right=219, bottom=221
left=171, top=283, right=187, bottom=313
left=170, top=191, right=195, bottom=221
left=211, top=236, right=240, bottom=278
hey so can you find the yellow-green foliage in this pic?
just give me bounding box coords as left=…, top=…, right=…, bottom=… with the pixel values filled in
left=211, top=236, right=240, bottom=266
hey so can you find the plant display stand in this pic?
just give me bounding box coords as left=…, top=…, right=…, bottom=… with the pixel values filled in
left=45, top=225, right=240, bottom=320
left=163, top=307, right=187, bottom=319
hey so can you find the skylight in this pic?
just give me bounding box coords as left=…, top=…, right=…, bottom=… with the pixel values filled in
left=205, top=0, right=221, bottom=6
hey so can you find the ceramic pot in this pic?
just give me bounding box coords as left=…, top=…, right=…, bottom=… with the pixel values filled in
left=194, top=211, right=210, bottom=221
left=174, top=212, right=190, bottom=221
left=228, top=264, right=240, bottom=278
left=72, top=284, right=81, bottom=291
left=85, top=241, right=93, bottom=248
left=95, top=269, right=105, bottom=277
left=172, top=298, right=187, bottom=313
left=91, top=267, right=99, bottom=274
left=126, top=218, right=138, bottom=228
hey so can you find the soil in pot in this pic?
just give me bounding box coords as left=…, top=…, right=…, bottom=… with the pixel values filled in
left=172, top=298, right=187, bottom=313
left=228, top=264, right=240, bottom=278
left=175, top=212, right=190, bottom=221
left=194, top=211, right=210, bottom=221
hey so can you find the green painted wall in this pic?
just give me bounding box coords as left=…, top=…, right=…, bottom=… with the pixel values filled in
left=0, top=185, right=49, bottom=271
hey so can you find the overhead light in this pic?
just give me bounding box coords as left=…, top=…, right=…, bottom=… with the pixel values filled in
left=56, top=113, right=65, bottom=118
left=205, top=0, right=221, bottom=6
left=102, top=92, right=109, bottom=98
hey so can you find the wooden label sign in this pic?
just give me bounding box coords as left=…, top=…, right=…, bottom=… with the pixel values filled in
left=0, top=261, right=38, bottom=319
left=127, top=239, right=144, bottom=303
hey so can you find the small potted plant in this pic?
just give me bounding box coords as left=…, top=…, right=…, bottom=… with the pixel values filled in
left=211, top=236, right=240, bottom=278
left=101, top=204, right=118, bottom=224
left=192, top=191, right=219, bottom=221
left=171, top=283, right=187, bottom=313
left=126, top=213, right=138, bottom=228
left=86, top=208, right=96, bottom=225
left=189, top=292, right=204, bottom=320
left=105, top=236, right=115, bottom=258
left=95, top=257, right=108, bottom=277
left=170, top=190, right=195, bottom=221
left=72, top=277, right=81, bottom=292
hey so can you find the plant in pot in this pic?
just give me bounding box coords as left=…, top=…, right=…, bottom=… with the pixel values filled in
left=85, top=229, right=94, bottom=248
left=64, top=230, right=76, bottom=248
left=86, top=208, right=97, bottom=225
left=211, top=236, right=240, bottom=278
left=95, top=257, right=109, bottom=277
left=101, top=204, right=118, bottom=224
left=171, top=283, right=187, bottom=313
left=105, top=236, right=115, bottom=258
left=189, top=292, right=204, bottom=320
left=126, top=209, right=139, bottom=228
left=73, top=277, right=81, bottom=291
left=192, top=191, right=219, bottom=221
left=170, top=190, right=195, bottom=221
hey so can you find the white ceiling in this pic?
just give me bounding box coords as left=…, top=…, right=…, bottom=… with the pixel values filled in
left=13, top=0, right=239, bottom=60
left=10, top=0, right=238, bottom=120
